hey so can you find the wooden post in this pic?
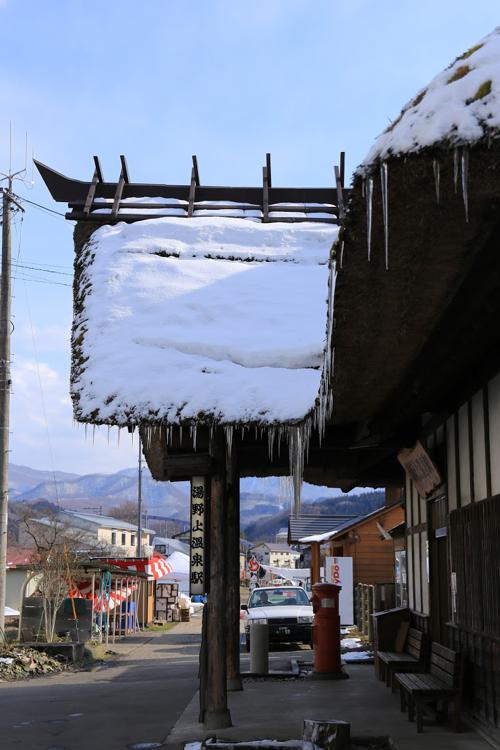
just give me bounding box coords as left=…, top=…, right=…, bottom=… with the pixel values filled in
left=311, top=542, right=321, bottom=586
left=226, top=439, right=242, bottom=691
left=204, top=429, right=232, bottom=729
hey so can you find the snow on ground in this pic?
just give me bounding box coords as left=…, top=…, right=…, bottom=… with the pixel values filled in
left=361, top=26, right=500, bottom=169
left=73, top=216, right=337, bottom=426
left=342, top=650, right=373, bottom=663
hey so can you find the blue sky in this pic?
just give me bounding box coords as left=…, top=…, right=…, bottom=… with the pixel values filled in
left=0, top=0, right=498, bottom=473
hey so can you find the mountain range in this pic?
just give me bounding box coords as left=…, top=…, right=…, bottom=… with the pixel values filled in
left=8, top=463, right=378, bottom=535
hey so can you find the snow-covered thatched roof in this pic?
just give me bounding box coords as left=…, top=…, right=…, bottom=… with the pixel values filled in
left=332, top=26, right=500, bottom=430
left=72, top=216, right=337, bottom=428
left=361, top=27, right=500, bottom=170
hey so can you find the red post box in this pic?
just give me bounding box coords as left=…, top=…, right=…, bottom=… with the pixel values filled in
left=311, top=582, right=342, bottom=676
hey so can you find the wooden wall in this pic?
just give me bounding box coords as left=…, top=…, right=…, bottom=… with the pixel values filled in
left=330, top=504, right=403, bottom=585
left=404, top=369, right=500, bottom=741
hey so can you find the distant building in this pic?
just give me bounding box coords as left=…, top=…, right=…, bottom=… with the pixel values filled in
left=5, top=548, right=39, bottom=614
left=250, top=542, right=300, bottom=569
left=153, top=536, right=190, bottom=557
left=23, top=510, right=154, bottom=557
left=275, top=528, right=288, bottom=544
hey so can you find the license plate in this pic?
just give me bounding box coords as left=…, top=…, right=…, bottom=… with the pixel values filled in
left=276, top=627, right=291, bottom=635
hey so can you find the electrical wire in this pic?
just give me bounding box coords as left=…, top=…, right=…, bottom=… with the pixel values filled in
left=12, top=193, right=66, bottom=218
left=12, top=262, right=72, bottom=277
left=13, top=275, right=71, bottom=288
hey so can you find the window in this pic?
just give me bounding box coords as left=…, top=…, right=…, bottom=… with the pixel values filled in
left=121, top=532, right=126, bottom=546
left=131, top=534, right=136, bottom=546
left=111, top=532, right=117, bottom=545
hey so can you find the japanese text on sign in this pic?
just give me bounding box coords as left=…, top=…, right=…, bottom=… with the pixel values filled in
left=190, top=476, right=206, bottom=595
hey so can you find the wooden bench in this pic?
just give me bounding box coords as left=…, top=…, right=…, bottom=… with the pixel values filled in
left=395, top=643, right=463, bottom=733
left=378, top=626, right=426, bottom=690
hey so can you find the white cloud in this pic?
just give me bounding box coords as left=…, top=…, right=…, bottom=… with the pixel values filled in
left=10, top=358, right=136, bottom=474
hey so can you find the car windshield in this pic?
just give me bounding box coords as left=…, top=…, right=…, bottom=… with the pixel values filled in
left=248, top=588, right=310, bottom=608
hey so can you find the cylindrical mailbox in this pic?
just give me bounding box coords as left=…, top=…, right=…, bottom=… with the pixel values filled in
left=311, top=582, right=342, bottom=675
left=250, top=622, right=269, bottom=674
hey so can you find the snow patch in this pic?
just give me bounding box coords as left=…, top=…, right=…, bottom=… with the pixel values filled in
left=360, top=27, right=500, bottom=169
left=73, top=216, right=338, bottom=427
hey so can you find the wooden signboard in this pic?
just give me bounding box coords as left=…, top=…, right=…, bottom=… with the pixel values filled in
left=190, top=476, right=207, bottom=595
left=397, top=441, right=443, bottom=498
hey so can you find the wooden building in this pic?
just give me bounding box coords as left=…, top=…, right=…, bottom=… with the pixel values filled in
left=324, top=503, right=403, bottom=586
left=325, top=29, right=500, bottom=744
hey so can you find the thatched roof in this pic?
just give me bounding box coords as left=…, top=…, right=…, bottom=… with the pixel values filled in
left=331, top=26, right=500, bottom=441
left=72, top=216, right=337, bottom=430
left=360, top=27, right=500, bottom=170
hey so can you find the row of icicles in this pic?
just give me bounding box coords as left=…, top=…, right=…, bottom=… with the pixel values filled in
left=81, top=417, right=327, bottom=515
left=340, top=146, right=471, bottom=272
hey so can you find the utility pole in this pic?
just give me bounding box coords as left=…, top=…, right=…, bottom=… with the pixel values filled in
left=0, top=179, right=23, bottom=635
left=137, top=435, right=143, bottom=557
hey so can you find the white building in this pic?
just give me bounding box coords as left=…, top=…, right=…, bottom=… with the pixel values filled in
left=250, top=542, right=300, bottom=569
left=24, top=510, right=154, bottom=557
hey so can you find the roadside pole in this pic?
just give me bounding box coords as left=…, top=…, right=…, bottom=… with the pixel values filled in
left=0, top=181, right=22, bottom=636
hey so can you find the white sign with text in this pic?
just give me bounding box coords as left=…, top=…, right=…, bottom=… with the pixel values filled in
left=325, top=556, right=354, bottom=625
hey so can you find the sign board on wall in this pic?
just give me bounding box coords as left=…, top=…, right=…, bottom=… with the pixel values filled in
left=189, top=476, right=207, bottom=596
left=325, top=556, right=354, bottom=625
left=397, top=441, right=443, bottom=498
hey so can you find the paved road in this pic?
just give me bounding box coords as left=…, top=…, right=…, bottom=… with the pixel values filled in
left=0, top=621, right=201, bottom=750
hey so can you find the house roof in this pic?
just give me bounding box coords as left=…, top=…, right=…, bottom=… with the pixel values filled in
left=57, top=510, right=155, bottom=534
left=299, top=502, right=402, bottom=544
left=6, top=547, right=35, bottom=568
left=288, top=514, right=357, bottom=544
left=72, top=217, right=337, bottom=429
left=360, top=27, right=500, bottom=171
left=251, top=542, right=298, bottom=553
left=329, top=28, right=500, bottom=470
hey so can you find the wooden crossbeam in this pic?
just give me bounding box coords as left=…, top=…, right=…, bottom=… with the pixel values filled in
left=340, top=151, right=345, bottom=188
left=266, top=153, right=272, bottom=188
left=192, top=155, right=200, bottom=187
left=65, top=211, right=339, bottom=224
left=187, top=167, right=197, bottom=217
left=262, top=166, right=269, bottom=222
left=334, top=165, right=345, bottom=221
left=83, top=156, right=104, bottom=215
left=112, top=155, right=130, bottom=217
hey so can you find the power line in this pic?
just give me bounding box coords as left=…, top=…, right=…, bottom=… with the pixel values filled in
left=12, top=193, right=66, bottom=218
left=12, top=262, right=72, bottom=277
left=13, top=274, right=71, bottom=288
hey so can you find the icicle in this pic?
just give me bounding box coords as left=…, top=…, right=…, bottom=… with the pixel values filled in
left=179, top=424, right=183, bottom=445
left=192, top=423, right=197, bottom=452
left=366, top=176, right=373, bottom=261
left=453, top=148, right=459, bottom=193
left=84, top=424, right=88, bottom=441
left=361, top=177, right=366, bottom=198
left=380, top=162, right=389, bottom=270
left=107, top=426, right=110, bottom=445
left=117, top=427, right=121, bottom=447
left=339, top=240, right=345, bottom=269
left=433, top=159, right=440, bottom=204
left=92, top=425, right=96, bottom=445
left=225, top=425, right=233, bottom=459
left=461, top=148, right=469, bottom=222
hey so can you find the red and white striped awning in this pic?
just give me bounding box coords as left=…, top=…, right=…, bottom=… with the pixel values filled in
left=100, top=554, right=173, bottom=580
